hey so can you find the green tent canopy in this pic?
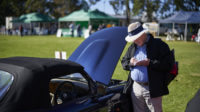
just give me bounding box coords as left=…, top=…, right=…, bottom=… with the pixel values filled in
left=58, top=9, right=119, bottom=30
left=59, top=10, right=89, bottom=21
left=12, top=12, right=55, bottom=23
left=58, top=9, right=118, bottom=22
left=58, top=9, right=119, bottom=37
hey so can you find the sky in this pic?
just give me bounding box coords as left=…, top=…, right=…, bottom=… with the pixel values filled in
left=88, top=0, right=116, bottom=15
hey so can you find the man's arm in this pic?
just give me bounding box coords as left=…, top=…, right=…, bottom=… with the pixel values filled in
left=121, top=44, right=135, bottom=71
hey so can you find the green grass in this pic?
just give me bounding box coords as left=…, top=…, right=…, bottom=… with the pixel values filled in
left=0, top=35, right=83, bottom=58
left=0, top=35, right=200, bottom=112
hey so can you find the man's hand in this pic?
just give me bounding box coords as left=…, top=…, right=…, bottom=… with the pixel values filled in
left=130, top=58, right=138, bottom=66
left=135, top=59, right=150, bottom=66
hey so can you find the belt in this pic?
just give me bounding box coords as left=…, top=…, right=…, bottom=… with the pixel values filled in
left=135, top=81, right=149, bottom=86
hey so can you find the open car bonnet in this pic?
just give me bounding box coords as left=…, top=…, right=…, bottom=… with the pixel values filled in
left=68, top=27, right=127, bottom=85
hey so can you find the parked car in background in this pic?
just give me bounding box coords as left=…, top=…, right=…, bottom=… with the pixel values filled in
left=0, top=27, right=131, bottom=112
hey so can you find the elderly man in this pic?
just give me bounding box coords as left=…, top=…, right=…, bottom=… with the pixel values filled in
left=121, top=22, right=172, bottom=112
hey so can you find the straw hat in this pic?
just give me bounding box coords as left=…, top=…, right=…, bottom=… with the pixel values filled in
left=125, top=22, right=148, bottom=42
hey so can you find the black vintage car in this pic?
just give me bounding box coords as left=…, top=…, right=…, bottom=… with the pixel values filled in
left=0, top=27, right=131, bottom=112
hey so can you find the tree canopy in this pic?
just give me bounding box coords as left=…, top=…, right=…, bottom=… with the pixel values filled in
left=0, top=0, right=90, bottom=25
left=0, top=0, right=200, bottom=26
left=109, top=0, right=200, bottom=22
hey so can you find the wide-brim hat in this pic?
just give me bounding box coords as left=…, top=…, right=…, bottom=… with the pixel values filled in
left=125, top=22, right=148, bottom=42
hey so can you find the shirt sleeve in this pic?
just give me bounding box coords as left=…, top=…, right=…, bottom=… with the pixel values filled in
left=121, top=44, right=135, bottom=71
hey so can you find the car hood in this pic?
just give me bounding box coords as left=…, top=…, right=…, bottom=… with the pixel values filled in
left=68, top=27, right=127, bottom=85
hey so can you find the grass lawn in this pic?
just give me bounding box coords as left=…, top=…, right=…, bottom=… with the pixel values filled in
left=0, top=35, right=200, bottom=112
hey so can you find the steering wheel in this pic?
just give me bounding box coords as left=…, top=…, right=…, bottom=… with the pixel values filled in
left=53, top=81, right=77, bottom=105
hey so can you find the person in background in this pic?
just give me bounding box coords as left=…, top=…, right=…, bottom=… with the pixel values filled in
left=178, top=25, right=184, bottom=40
left=106, top=24, right=112, bottom=28
left=19, top=25, right=23, bottom=37
left=112, top=23, right=116, bottom=27
left=77, top=24, right=81, bottom=37
left=69, top=22, right=75, bottom=37
left=121, top=22, right=172, bottom=112
left=97, top=24, right=102, bottom=31
left=88, top=24, right=92, bottom=35
left=197, top=25, right=200, bottom=44
left=102, top=23, right=106, bottom=29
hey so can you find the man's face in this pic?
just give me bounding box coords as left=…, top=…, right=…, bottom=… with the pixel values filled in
left=133, top=33, right=147, bottom=46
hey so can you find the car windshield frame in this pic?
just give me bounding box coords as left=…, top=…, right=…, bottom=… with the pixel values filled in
left=0, top=70, right=14, bottom=101
left=59, top=73, right=87, bottom=82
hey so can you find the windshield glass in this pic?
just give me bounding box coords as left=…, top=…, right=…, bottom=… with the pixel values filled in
left=0, top=70, right=14, bottom=101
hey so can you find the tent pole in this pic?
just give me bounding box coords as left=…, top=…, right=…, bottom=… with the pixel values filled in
left=184, top=22, right=187, bottom=41
left=58, top=22, right=60, bottom=29
left=88, top=20, right=91, bottom=26
left=39, top=22, right=41, bottom=35
left=172, top=22, right=175, bottom=39
left=158, top=23, right=160, bottom=37
left=30, top=22, right=32, bottom=35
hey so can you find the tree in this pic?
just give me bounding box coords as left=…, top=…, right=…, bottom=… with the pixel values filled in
left=0, top=0, right=90, bottom=26
left=174, top=0, right=200, bottom=11
left=125, top=0, right=131, bottom=25
left=109, top=0, right=131, bottom=25
left=109, top=0, right=159, bottom=24
left=87, top=0, right=100, bottom=5
left=25, top=0, right=47, bottom=14
left=159, top=0, right=174, bottom=19
left=52, top=0, right=89, bottom=18
left=0, top=0, right=13, bottom=25
left=132, top=0, right=160, bottom=22
left=109, top=0, right=200, bottom=22
left=159, top=0, right=200, bottom=19
left=109, top=0, right=124, bottom=15
left=0, top=0, right=27, bottom=25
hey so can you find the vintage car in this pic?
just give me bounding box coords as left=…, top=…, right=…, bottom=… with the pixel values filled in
left=0, top=27, right=131, bottom=112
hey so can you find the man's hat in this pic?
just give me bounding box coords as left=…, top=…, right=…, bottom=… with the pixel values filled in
left=125, top=22, right=148, bottom=42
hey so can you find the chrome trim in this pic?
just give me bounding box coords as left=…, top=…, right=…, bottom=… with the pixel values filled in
left=0, top=71, right=14, bottom=101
